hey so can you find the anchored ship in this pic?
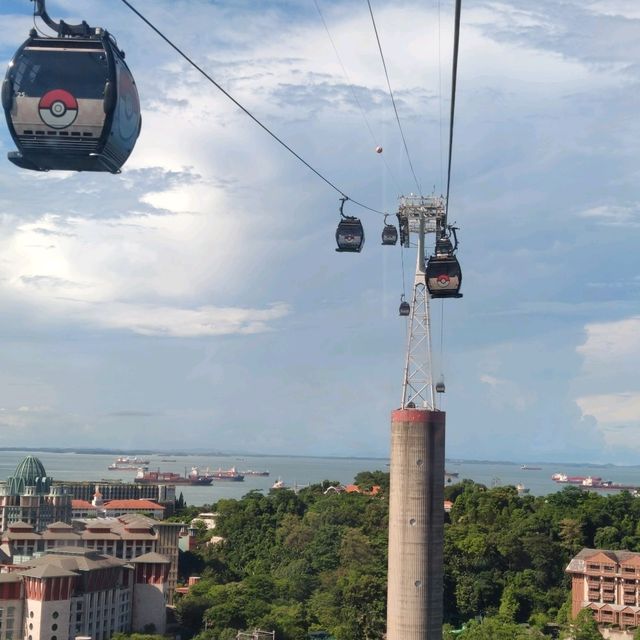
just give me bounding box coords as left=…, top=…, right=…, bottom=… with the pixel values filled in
left=135, top=467, right=213, bottom=485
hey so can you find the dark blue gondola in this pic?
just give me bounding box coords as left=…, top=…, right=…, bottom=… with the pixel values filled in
left=399, top=295, right=410, bottom=316
left=381, top=215, right=398, bottom=245
left=2, top=1, right=141, bottom=173
left=426, top=230, right=463, bottom=299
left=335, top=197, right=364, bottom=253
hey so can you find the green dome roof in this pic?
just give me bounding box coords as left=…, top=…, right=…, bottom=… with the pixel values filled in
left=14, top=455, right=47, bottom=482
left=8, top=455, right=51, bottom=495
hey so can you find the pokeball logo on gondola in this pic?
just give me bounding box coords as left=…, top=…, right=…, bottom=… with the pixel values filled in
left=436, top=274, right=450, bottom=287
left=38, top=90, right=78, bottom=129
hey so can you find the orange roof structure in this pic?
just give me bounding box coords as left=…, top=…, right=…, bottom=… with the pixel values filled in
left=344, top=484, right=381, bottom=495
left=104, top=499, right=164, bottom=511
left=72, top=499, right=96, bottom=510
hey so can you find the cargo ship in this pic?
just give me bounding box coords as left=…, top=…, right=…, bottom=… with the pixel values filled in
left=108, top=456, right=150, bottom=470
left=552, top=473, right=602, bottom=485
left=242, top=469, right=270, bottom=477
left=203, top=467, right=244, bottom=482
left=135, top=467, right=213, bottom=485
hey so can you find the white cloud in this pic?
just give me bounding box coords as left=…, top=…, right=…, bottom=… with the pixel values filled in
left=586, top=0, right=640, bottom=19
left=577, top=392, right=640, bottom=424
left=576, top=392, right=640, bottom=448
left=0, top=192, right=291, bottom=337
left=479, top=373, right=535, bottom=411
left=578, top=203, right=640, bottom=226
left=69, top=301, right=290, bottom=338
left=577, top=316, right=640, bottom=367
left=574, top=318, right=640, bottom=450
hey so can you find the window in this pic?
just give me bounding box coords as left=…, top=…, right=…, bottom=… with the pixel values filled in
left=52, top=612, right=59, bottom=619
left=13, top=50, right=109, bottom=100
left=51, top=624, right=57, bottom=631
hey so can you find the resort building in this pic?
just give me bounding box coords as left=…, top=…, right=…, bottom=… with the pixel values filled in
left=567, top=548, right=640, bottom=633
left=0, top=516, right=182, bottom=605
left=0, top=457, right=71, bottom=533
left=70, top=491, right=165, bottom=520
left=0, top=546, right=169, bottom=639
left=54, top=481, right=175, bottom=516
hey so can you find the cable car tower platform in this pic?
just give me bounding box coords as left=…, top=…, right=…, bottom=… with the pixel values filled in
left=387, top=194, right=447, bottom=640
left=397, top=194, right=446, bottom=410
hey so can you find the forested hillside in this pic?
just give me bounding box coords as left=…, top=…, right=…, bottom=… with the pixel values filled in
left=175, top=473, right=640, bottom=640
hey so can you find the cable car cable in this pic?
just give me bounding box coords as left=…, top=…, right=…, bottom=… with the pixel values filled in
left=437, top=0, right=444, bottom=193
left=445, top=0, right=462, bottom=219
left=439, top=299, right=445, bottom=369
left=365, top=0, right=423, bottom=196
left=400, top=244, right=406, bottom=298
left=312, top=0, right=402, bottom=195
left=118, top=0, right=385, bottom=216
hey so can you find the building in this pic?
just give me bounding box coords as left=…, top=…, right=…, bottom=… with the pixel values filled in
left=70, top=491, right=165, bottom=520
left=0, top=457, right=71, bottom=532
left=0, top=547, right=169, bottom=639
left=101, top=500, right=165, bottom=520
left=567, top=548, right=640, bottom=633
left=53, top=481, right=175, bottom=516
left=0, top=515, right=182, bottom=605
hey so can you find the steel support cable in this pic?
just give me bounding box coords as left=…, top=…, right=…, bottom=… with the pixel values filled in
left=118, top=0, right=385, bottom=216
left=439, top=299, right=445, bottom=369
left=445, top=0, right=462, bottom=219
left=312, top=0, right=402, bottom=195
left=366, top=0, right=423, bottom=196
left=400, top=245, right=406, bottom=297
left=437, top=0, right=444, bottom=193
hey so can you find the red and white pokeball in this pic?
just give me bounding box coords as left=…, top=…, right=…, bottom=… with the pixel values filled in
left=38, top=89, right=78, bottom=129
left=436, top=274, right=451, bottom=288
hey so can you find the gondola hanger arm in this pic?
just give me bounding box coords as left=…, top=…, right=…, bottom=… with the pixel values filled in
left=32, top=0, right=93, bottom=37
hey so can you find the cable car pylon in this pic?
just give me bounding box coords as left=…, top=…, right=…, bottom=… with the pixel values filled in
left=387, top=194, right=447, bottom=640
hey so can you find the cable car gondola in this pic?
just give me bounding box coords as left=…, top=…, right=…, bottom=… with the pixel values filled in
left=381, top=215, right=398, bottom=245
left=2, top=1, right=141, bottom=173
left=426, top=228, right=463, bottom=299
left=435, top=377, right=446, bottom=393
left=335, top=197, right=364, bottom=253
left=398, top=295, right=410, bottom=316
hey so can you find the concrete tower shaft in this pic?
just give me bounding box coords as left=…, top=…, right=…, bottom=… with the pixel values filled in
left=387, top=408, right=445, bottom=640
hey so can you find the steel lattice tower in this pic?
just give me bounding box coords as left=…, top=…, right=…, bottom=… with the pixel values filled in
left=387, top=194, right=446, bottom=640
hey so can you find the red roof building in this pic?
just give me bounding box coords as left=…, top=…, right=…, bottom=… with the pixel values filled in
left=103, top=499, right=165, bottom=519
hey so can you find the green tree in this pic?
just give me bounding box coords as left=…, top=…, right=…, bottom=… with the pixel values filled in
left=568, top=609, right=603, bottom=640
left=458, top=617, right=548, bottom=639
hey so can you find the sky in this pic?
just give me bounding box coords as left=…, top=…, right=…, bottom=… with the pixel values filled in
left=0, top=0, right=638, bottom=463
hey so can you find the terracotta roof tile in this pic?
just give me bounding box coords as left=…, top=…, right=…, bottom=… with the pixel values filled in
left=104, top=499, right=164, bottom=510
left=71, top=500, right=96, bottom=510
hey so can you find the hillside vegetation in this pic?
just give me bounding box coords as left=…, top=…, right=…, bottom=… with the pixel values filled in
left=175, top=473, right=640, bottom=640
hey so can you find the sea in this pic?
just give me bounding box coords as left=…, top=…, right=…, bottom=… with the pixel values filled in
left=2, top=450, right=640, bottom=507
